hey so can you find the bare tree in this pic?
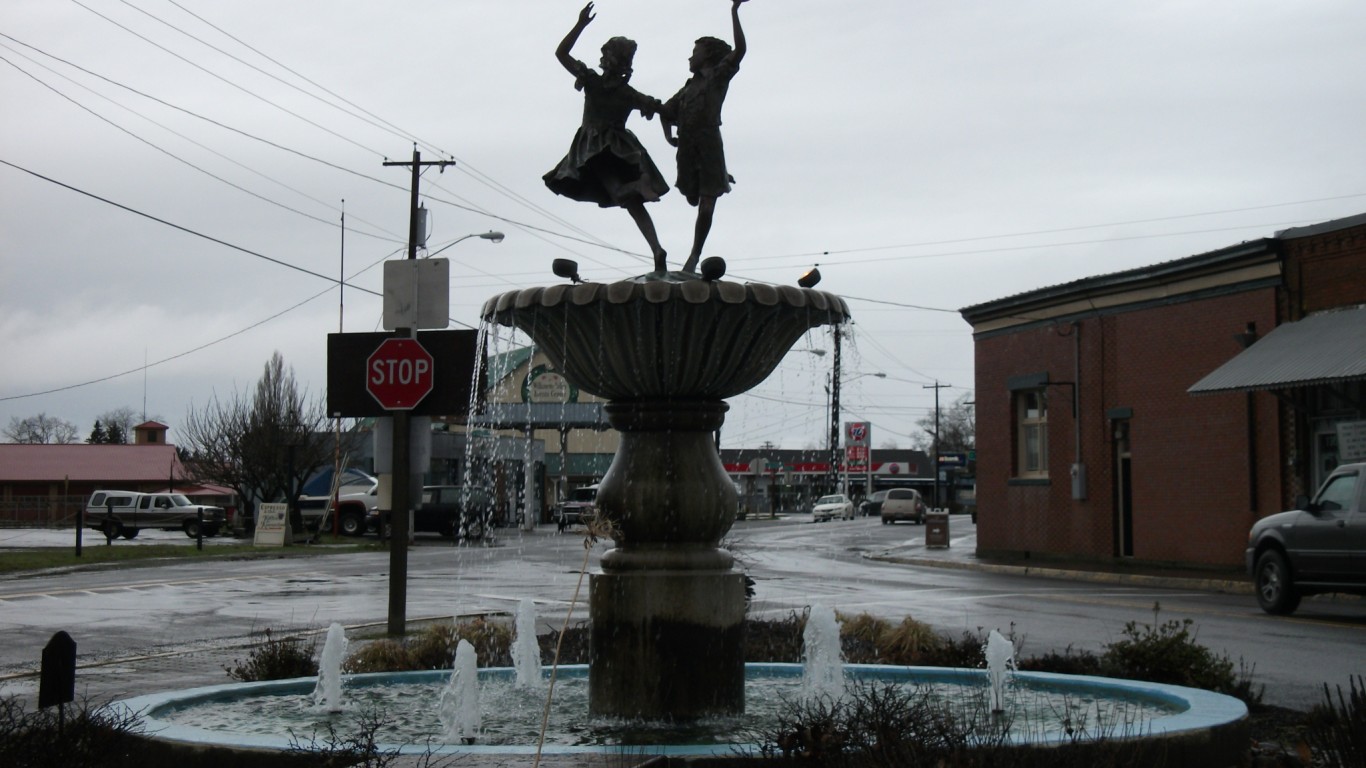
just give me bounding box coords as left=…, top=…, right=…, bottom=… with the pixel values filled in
left=4, top=413, right=79, bottom=444
left=96, top=406, right=141, bottom=443
left=181, top=352, right=331, bottom=534
left=910, top=393, right=975, bottom=454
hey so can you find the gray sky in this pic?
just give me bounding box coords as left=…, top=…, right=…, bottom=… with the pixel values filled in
left=4, top=0, right=1365, bottom=450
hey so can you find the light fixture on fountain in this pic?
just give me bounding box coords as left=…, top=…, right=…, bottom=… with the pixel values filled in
left=798, top=265, right=822, bottom=288
left=552, top=258, right=582, bottom=284
left=699, top=256, right=727, bottom=282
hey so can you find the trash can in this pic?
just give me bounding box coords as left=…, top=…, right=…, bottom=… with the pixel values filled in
left=925, top=510, right=950, bottom=548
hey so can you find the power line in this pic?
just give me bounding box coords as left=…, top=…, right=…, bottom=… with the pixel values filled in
left=70, top=0, right=385, bottom=159
left=0, top=157, right=372, bottom=291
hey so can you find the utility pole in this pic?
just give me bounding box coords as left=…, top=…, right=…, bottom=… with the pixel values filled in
left=382, top=148, right=454, bottom=636
left=924, top=381, right=950, bottom=508
left=827, top=326, right=842, bottom=495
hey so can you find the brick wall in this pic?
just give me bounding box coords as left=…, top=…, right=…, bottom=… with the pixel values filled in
left=975, top=288, right=1280, bottom=567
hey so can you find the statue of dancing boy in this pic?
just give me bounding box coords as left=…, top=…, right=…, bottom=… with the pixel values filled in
left=661, top=0, right=748, bottom=274
left=544, top=3, right=671, bottom=272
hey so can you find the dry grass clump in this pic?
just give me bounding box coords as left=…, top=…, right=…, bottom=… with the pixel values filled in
left=344, top=617, right=514, bottom=673
left=839, top=611, right=942, bottom=665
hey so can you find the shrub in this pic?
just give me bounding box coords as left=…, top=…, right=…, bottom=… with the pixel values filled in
left=1096, top=603, right=1241, bottom=701
left=0, top=695, right=147, bottom=768
left=1306, top=676, right=1366, bottom=768
left=224, top=628, right=318, bottom=682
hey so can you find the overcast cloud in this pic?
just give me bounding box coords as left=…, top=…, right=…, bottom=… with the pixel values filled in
left=3, top=0, right=1365, bottom=450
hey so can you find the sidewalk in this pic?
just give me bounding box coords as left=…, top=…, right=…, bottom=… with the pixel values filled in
left=863, top=528, right=1254, bottom=594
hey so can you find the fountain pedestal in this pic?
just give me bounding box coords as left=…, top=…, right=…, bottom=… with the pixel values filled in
left=589, top=399, right=746, bottom=717
left=483, top=277, right=848, bottom=720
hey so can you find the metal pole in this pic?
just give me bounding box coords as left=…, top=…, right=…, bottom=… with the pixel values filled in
left=924, top=381, right=946, bottom=508
left=380, top=148, right=454, bottom=636
left=828, top=326, right=842, bottom=495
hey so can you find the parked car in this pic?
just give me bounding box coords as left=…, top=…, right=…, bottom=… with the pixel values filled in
left=85, top=490, right=225, bottom=539
left=556, top=484, right=599, bottom=532
left=1246, top=462, right=1366, bottom=615
left=414, top=485, right=495, bottom=539
left=811, top=494, right=855, bottom=522
left=859, top=490, right=889, bottom=517
left=880, top=488, right=927, bottom=524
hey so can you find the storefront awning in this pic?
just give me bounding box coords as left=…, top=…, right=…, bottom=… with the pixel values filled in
left=1188, top=305, right=1366, bottom=394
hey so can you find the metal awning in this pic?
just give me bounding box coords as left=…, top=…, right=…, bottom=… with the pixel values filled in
left=1188, top=305, right=1366, bottom=394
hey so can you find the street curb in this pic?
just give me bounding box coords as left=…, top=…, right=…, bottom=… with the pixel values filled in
left=867, top=551, right=1254, bottom=595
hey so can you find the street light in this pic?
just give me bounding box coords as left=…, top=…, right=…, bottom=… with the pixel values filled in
left=423, top=230, right=505, bottom=259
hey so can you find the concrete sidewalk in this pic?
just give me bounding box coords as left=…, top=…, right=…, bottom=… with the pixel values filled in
left=865, top=529, right=1254, bottom=595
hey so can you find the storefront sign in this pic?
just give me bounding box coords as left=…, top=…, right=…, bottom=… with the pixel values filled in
left=1339, top=420, right=1366, bottom=463
left=253, top=503, right=290, bottom=547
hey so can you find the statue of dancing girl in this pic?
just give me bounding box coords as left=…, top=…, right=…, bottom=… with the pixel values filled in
left=544, top=3, right=671, bottom=273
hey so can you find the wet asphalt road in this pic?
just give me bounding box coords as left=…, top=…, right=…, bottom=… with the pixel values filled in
left=1, top=516, right=1362, bottom=711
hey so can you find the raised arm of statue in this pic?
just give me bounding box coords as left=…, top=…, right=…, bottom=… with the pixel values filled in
left=555, top=2, right=596, bottom=74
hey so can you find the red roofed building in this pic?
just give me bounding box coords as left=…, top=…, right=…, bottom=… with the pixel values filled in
left=0, top=422, right=228, bottom=526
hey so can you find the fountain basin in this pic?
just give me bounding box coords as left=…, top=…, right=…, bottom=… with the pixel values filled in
left=111, top=664, right=1247, bottom=760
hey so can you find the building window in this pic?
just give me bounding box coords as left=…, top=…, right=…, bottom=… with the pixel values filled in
left=1016, top=389, right=1048, bottom=477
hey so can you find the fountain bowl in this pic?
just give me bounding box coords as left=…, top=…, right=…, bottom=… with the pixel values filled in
left=110, top=664, right=1248, bottom=762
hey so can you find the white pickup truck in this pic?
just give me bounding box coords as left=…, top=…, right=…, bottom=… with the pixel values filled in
left=86, top=490, right=225, bottom=539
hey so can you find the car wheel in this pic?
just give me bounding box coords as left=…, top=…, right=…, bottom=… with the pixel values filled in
left=340, top=511, right=366, bottom=537
left=102, top=519, right=122, bottom=539
left=183, top=520, right=202, bottom=539
left=463, top=518, right=485, bottom=540
left=120, top=527, right=139, bottom=540
left=1255, top=550, right=1301, bottom=615
left=881, top=517, right=890, bottom=525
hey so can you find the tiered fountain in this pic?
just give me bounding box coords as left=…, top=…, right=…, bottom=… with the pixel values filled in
left=482, top=272, right=849, bottom=719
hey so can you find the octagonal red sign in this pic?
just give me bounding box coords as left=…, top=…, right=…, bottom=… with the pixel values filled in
left=366, top=338, right=434, bottom=410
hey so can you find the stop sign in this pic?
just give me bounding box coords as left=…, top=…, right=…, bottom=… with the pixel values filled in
left=366, top=338, right=435, bottom=410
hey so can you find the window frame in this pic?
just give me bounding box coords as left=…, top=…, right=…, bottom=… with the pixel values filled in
left=1014, top=387, right=1049, bottom=479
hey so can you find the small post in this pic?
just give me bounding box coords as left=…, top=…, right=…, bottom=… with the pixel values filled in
left=75, top=502, right=83, bottom=558
left=196, top=508, right=204, bottom=551
left=40, top=631, right=77, bottom=734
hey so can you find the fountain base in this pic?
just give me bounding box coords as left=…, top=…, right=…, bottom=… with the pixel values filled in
left=589, top=570, right=747, bottom=718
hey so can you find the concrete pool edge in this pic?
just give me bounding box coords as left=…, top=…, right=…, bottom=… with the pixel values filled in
left=108, top=663, right=1249, bottom=759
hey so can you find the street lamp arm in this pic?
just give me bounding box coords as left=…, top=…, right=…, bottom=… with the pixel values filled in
left=424, top=231, right=506, bottom=259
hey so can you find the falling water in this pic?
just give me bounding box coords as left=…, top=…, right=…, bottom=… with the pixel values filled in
left=510, top=598, right=542, bottom=689
left=438, top=639, right=481, bottom=744
left=801, top=604, right=844, bottom=702
left=985, top=628, right=1016, bottom=713
left=312, top=622, right=348, bottom=713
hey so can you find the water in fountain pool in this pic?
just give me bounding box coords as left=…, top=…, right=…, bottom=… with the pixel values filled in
left=510, top=598, right=542, bottom=690
left=154, top=665, right=1185, bottom=750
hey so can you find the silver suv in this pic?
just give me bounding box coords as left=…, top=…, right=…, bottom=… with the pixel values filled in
left=1246, top=462, right=1366, bottom=615
left=880, top=488, right=927, bottom=524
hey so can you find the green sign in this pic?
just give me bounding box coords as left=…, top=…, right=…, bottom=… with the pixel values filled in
left=521, top=364, right=579, bottom=404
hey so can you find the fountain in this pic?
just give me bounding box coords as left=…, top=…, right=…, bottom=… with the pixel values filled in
left=437, top=639, right=481, bottom=744
left=483, top=275, right=849, bottom=719
left=312, top=622, right=347, bottom=713
left=801, top=605, right=844, bottom=703
left=510, top=598, right=543, bottom=690
left=985, top=628, right=1015, bottom=714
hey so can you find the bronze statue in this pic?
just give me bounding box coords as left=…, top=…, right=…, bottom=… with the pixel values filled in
left=544, top=2, right=671, bottom=273
left=661, top=0, right=748, bottom=274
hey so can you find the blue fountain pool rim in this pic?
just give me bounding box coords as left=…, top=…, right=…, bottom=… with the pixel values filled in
left=109, top=663, right=1248, bottom=757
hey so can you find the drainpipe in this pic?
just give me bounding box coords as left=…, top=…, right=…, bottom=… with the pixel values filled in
left=1070, top=322, right=1085, bottom=501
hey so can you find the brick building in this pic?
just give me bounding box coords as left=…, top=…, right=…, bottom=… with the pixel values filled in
left=960, top=213, right=1366, bottom=569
